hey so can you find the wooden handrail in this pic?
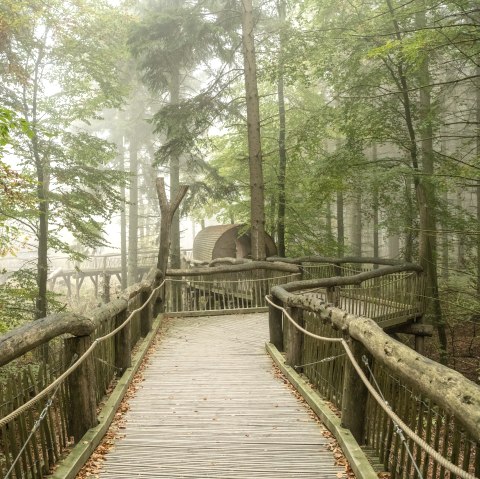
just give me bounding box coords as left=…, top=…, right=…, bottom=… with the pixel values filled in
left=0, top=267, right=162, bottom=367
left=270, top=283, right=480, bottom=442
left=267, top=255, right=423, bottom=268
left=167, top=260, right=301, bottom=276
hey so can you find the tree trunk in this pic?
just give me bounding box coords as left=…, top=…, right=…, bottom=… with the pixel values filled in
left=128, top=137, right=139, bottom=285
left=326, top=201, right=333, bottom=244
left=456, top=189, right=466, bottom=269
left=372, top=145, right=379, bottom=260
left=169, top=72, right=182, bottom=269
left=477, top=64, right=480, bottom=295
left=384, top=0, right=446, bottom=359
left=404, top=177, right=415, bottom=262
left=415, top=5, right=446, bottom=361
left=35, top=137, right=49, bottom=320
left=276, top=0, right=287, bottom=258
left=336, top=190, right=344, bottom=257
left=351, top=192, right=362, bottom=257
left=440, top=135, right=449, bottom=281
left=241, top=0, right=267, bottom=261
left=156, top=178, right=189, bottom=276
left=119, top=141, right=128, bottom=289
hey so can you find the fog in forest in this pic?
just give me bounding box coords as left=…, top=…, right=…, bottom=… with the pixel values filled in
left=1, top=0, right=479, bottom=382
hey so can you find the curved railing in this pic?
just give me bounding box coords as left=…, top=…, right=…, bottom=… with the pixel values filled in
left=267, top=259, right=480, bottom=479
left=2, top=256, right=476, bottom=479
left=0, top=268, right=162, bottom=479
left=166, top=257, right=426, bottom=332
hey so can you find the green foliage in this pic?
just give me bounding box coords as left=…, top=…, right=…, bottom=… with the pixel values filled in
left=0, top=268, right=64, bottom=333
left=0, top=0, right=132, bottom=322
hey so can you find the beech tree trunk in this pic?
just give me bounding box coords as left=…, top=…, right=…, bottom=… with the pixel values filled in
left=403, top=178, right=415, bottom=262
left=169, top=72, right=182, bottom=269
left=476, top=64, right=480, bottom=294
left=128, top=137, right=139, bottom=285
left=384, top=0, right=446, bottom=359
left=276, top=0, right=287, bottom=258
left=415, top=6, right=446, bottom=361
left=119, top=141, right=128, bottom=289
left=372, top=145, right=379, bottom=261
left=336, top=190, right=344, bottom=257
left=351, top=192, right=362, bottom=257
left=35, top=141, right=49, bottom=320
left=156, top=177, right=189, bottom=276
left=241, top=0, right=267, bottom=261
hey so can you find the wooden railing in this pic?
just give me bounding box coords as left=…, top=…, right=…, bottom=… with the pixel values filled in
left=164, top=261, right=301, bottom=313
left=2, top=256, right=474, bottom=479
left=268, top=261, right=480, bottom=479
left=165, top=257, right=426, bottom=332
left=0, top=268, right=162, bottom=478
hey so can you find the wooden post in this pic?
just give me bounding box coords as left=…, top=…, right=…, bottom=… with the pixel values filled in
left=114, top=308, right=131, bottom=373
left=286, top=307, right=304, bottom=372
left=268, top=295, right=284, bottom=351
left=64, top=335, right=97, bottom=442
left=414, top=271, right=426, bottom=354
left=140, top=288, right=152, bottom=337
left=326, top=286, right=340, bottom=306
left=341, top=338, right=369, bottom=444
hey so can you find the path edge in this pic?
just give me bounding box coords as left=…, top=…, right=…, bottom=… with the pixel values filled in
left=266, top=342, right=378, bottom=479
left=50, top=314, right=164, bottom=479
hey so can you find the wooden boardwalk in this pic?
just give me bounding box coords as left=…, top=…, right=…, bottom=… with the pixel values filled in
left=96, top=313, right=345, bottom=478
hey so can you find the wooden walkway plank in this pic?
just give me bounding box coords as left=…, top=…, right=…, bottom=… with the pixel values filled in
left=97, top=313, right=345, bottom=478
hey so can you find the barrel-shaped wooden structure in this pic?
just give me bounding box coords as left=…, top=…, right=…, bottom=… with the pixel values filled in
left=192, top=224, right=277, bottom=262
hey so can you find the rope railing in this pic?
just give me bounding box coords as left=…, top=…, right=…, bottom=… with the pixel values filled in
left=2, top=256, right=466, bottom=479
left=0, top=280, right=164, bottom=430
left=265, top=295, right=478, bottom=479
left=0, top=268, right=164, bottom=478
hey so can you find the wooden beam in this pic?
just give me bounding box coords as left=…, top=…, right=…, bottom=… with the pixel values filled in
left=0, top=314, right=95, bottom=367
left=270, top=285, right=480, bottom=441
left=167, top=261, right=300, bottom=277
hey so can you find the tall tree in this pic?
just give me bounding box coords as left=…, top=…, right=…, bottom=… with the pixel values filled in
left=241, top=0, right=266, bottom=260
left=0, top=0, right=129, bottom=319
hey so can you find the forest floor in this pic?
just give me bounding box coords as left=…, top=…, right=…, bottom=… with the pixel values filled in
left=425, top=321, right=480, bottom=384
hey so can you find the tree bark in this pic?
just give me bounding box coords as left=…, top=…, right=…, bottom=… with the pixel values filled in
left=35, top=144, right=49, bottom=321
left=169, top=72, right=182, bottom=269
left=404, top=177, right=415, bottom=263
left=336, top=190, right=344, bottom=257
left=0, top=313, right=95, bottom=367
left=128, top=137, right=139, bottom=285
left=276, top=0, right=287, bottom=258
left=241, top=0, right=267, bottom=261
left=384, top=0, right=446, bottom=359
left=119, top=140, right=128, bottom=289
left=476, top=64, right=480, bottom=294
left=351, top=191, right=362, bottom=257
left=415, top=5, right=446, bottom=361
left=372, top=145, right=379, bottom=262
left=156, top=177, right=189, bottom=276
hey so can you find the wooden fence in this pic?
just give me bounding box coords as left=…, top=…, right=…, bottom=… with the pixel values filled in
left=2, top=256, right=476, bottom=479
left=269, top=263, right=480, bottom=479
left=0, top=268, right=162, bottom=478
left=164, top=266, right=301, bottom=313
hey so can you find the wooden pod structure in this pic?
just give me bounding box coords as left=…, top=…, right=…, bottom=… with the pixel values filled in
left=192, top=224, right=277, bottom=262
